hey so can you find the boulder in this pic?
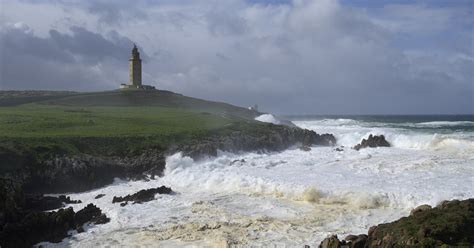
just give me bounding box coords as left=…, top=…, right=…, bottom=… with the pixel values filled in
left=75, top=203, right=110, bottom=226
left=410, top=204, right=432, bottom=216
left=95, top=194, right=106, bottom=199
left=319, top=235, right=341, bottom=248
left=112, top=186, right=172, bottom=205
left=317, top=199, right=474, bottom=247
left=367, top=199, right=474, bottom=247
left=353, top=134, right=390, bottom=151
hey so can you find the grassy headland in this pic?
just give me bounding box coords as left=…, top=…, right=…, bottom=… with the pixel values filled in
left=0, top=89, right=334, bottom=194
left=0, top=90, right=260, bottom=156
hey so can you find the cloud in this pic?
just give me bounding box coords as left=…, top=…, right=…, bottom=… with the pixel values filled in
left=1, top=0, right=472, bottom=114
left=0, top=23, right=138, bottom=90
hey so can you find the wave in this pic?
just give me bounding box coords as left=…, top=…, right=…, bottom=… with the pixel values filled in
left=415, top=121, right=474, bottom=127
left=255, top=114, right=281, bottom=125
left=162, top=153, right=418, bottom=210
left=294, top=119, right=474, bottom=152
left=295, top=118, right=474, bottom=129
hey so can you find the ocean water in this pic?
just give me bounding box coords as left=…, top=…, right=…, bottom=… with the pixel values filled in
left=41, top=115, right=474, bottom=247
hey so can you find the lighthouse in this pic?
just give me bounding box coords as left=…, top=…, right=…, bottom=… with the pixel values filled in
left=120, top=44, right=155, bottom=90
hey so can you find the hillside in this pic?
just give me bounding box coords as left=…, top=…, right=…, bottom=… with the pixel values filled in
left=0, top=90, right=258, bottom=120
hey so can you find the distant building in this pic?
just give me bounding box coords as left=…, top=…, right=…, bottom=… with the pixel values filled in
left=120, top=44, right=155, bottom=90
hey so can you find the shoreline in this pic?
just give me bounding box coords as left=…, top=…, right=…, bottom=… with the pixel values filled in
left=0, top=122, right=336, bottom=247
left=1, top=140, right=473, bottom=246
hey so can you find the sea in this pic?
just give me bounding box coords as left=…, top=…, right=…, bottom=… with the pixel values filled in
left=41, top=115, right=474, bottom=247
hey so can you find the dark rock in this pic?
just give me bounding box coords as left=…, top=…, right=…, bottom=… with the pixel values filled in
left=23, top=195, right=81, bottom=212
left=317, top=199, right=474, bottom=247
left=344, top=235, right=358, bottom=242
left=319, top=235, right=341, bottom=248
left=95, top=194, right=106, bottom=199
left=20, top=148, right=167, bottom=194
left=58, top=195, right=82, bottom=204
left=300, top=146, right=311, bottom=151
left=0, top=203, right=109, bottom=248
left=230, top=159, right=246, bottom=165
left=177, top=125, right=336, bottom=159
left=337, top=199, right=474, bottom=248
left=112, top=186, right=172, bottom=205
left=353, top=134, right=390, bottom=151
left=335, top=147, right=344, bottom=152
left=75, top=203, right=110, bottom=226
left=24, top=195, right=64, bottom=211
left=367, top=199, right=474, bottom=247
left=351, top=235, right=368, bottom=248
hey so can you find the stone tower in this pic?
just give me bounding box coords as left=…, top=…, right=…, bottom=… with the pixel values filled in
left=120, top=44, right=155, bottom=90
left=129, top=44, right=142, bottom=87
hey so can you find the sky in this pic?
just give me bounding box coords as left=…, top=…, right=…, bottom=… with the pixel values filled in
left=0, top=0, right=472, bottom=114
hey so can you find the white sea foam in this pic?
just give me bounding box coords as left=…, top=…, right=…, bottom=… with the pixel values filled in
left=294, top=119, right=474, bottom=153
left=41, top=117, right=474, bottom=247
left=416, top=121, right=474, bottom=127
left=255, top=114, right=281, bottom=124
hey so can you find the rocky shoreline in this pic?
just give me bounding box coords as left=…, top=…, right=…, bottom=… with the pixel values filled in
left=2, top=125, right=473, bottom=247
left=0, top=123, right=335, bottom=247
left=318, top=199, right=474, bottom=248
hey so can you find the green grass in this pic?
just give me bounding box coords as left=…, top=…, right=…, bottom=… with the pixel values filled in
left=0, top=90, right=263, bottom=160
left=0, top=104, right=235, bottom=138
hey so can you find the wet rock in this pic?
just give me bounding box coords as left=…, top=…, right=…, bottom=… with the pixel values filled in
left=21, top=148, right=167, bottom=194
left=344, top=235, right=358, bottom=242
left=75, top=203, right=110, bottom=226
left=0, top=203, right=109, bottom=248
left=112, top=186, right=172, bottom=205
left=410, top=204, right=432, bottom=216
left=319, top=235, right=341, bottom=248
left=59, top=195, right=82, bottom=204
left=300, top=146, right=311, bottom=151
left=353, top=134, right=390, bottom=151
left=177, top=125, right=336, bottom=159
left=230, top=159, right=246, bottom=165
left=351, top=235, right=368, bottom=248
left=95, top=194, right=106, bottom=199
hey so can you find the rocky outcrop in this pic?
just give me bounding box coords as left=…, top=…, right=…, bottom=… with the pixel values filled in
left=112, top=186, right=173, bottom=206
left=177, top=124, right=336, bottom=158
left=318, top=235, right=341, bottom=248
left=318, top=199, right=474, bottom=248
left=22, top=149, right=167, bottom=194
left=0, top=202, right=109, bottom=248
left=0, top=178, right=109, bottom=248
left=353, top=134, right=390, bottom=151
left=24, top=195, right=81, bottom=212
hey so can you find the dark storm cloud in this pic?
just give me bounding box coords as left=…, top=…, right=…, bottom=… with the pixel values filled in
left=1, top=0, right=473, bottom=114
left=0, top=24, right=141, bottom=90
